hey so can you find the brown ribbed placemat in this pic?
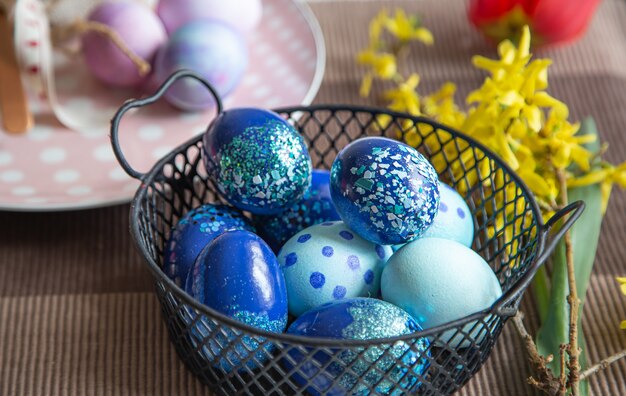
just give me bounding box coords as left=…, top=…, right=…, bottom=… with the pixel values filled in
left=1, top=0, right=625, bottom=394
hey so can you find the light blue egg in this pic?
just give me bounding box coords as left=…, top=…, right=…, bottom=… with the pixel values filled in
left=285, top=298, right=430, bottom=395
left=420, top=182, right=474, bottom=247
left=277, top=221, right=392, bottom=317
left=381, top=238, right=502, bottom=348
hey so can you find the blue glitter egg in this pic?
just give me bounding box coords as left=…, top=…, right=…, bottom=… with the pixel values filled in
left=163, top=203, right=254, bottom=286
left=277, top=221, right=392, bottom=317
left=420, top=182, right=474, bottom=247
left=254, top=169, right=340, bottom=251
left=203, top=108, right=312, bottom=215
left=330, top=137, right=440, bottom=245
left=184, top=230, right=288, bottom=371
left=285, top=298, right=430, bottom=395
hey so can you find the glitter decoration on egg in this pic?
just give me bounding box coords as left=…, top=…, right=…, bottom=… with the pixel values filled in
left=285, top=298, right=430, bottom=395
left=163, top=203, right=254, bottom=286
left=330, top=137, right=440, bottom=245
left=254, top=169, right=340, bottom=251
left=203, top=108, right=312, bottom=215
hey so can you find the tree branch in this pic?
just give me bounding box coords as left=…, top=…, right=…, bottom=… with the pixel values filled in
left=580, top=349, right=626, bottom=380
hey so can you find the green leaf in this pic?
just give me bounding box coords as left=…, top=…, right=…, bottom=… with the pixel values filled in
left=534, top=117, right=602, bottom=395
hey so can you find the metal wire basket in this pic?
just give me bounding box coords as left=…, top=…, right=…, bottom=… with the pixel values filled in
left=111, top=70, right=584, bottom=395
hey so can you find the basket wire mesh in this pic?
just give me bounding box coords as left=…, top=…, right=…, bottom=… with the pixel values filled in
left=111, top=70, right=583, bottom=395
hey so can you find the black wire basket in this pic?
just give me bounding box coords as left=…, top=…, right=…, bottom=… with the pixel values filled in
left=111, top=70, right=584, bottom=395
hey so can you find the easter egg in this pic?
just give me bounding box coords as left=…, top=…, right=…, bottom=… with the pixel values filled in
left=153, top=20, right=248, bottom=111
left=163, top=204, right=254, bottom=286
left=254, top=169, right=340, bottom=251
left=285, top=298, right=430, bottom=395
left=277, top=221, right=392, bottom=317
left=420, top=182, right=474, bottom=247
left=330, top=137, right=440, bottom=245
left=157, top=0, right=262, bottom=34
left=185, top=230, right=288, bottom=371
left=381, top=238, right=502, bottom=348
left=82, top=0, right=166, bottom=88
left=203, top=108, right=312, bottom=215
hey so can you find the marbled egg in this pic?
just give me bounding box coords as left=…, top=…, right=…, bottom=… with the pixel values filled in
left=330, top=137, right=440, bottom=245
left=381, top=238, right=502, bottom=348
left=203, top=108, right=312, bottom=215
left=420, top=182, right=474, bottom=247
left=185, top=230, right=288, bottom=371
left=277, top=221, right=392, bottom=317
left=153, top=20, right=248, bottom=111
left=254, top=169, right=340, bottom=251
left=163, top=203, right=254, bottom=286
left=285, top=298, right=430, bottom=395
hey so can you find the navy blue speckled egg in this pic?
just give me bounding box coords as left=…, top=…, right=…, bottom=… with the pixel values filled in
left=254, top=169, right=340, bottom=251
left=202, top=108, right=312, bottom=215
left=285, top=298, right=430, bottom=395
left=163, top=203, right=254, bottom=286
left=184, top=230, right=288, bottom=372
left=330, top=137, right=440, bottom=245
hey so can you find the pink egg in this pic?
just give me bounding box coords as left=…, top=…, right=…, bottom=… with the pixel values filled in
left=82, top=1, right=167, bottom=88
left=156, top=0, right=262, bottom=34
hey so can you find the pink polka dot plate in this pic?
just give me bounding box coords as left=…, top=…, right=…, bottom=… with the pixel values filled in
left=0, top=0, right=324, bottom=211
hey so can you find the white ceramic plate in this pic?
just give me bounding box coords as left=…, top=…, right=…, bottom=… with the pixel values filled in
left=0, top=0, right=325, bottom=211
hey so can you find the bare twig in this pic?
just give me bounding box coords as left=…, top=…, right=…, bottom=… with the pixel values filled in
left=557, top=169, right=581, bottom=395
left=513, top=312, right=564, bottom=395
left=580, top=349, right=626, bottom=380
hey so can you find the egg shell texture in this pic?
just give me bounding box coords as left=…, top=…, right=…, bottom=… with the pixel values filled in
left=330, top=137, right=440, bottom=245
left=157, top=0, right=262, bottom=34
left=286, top=298, right=430, bottom=395
left=154, top=20, right=248, bottom=111
left=254, top=169, right=340, bottom=251
left=203, top=108, right=312, bottom=215
left=277, top=221, right=392, bottom=317
left=381, top=237, right=502, bottom=348
left=83, top=1, right=167, bottom=87
left=163, top=203, right=254, bottom=286
left=420, top=182, right=474, bottom=247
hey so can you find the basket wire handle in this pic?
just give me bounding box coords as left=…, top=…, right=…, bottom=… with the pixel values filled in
left=110, top=69, right=223, bottom=180
left=493, top=200, right=586, bottom=317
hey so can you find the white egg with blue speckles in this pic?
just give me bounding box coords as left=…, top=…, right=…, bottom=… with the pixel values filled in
left=278, top=221, right=392, bottom=317
left=420, top=182, right=474, bottom=247
left=381, top=237, right=502, bottom=348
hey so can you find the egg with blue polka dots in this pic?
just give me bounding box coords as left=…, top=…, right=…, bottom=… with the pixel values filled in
left=277, top=221, right=392, bottom=317
left=420, top=182, right=474, bottom=247
left=163, top=203, right=254, bottom=286
left=330, top=137, right=440, bottom=245
left=203, top=108, right=312, bottom=215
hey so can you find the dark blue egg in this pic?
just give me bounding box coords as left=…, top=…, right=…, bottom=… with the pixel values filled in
left=202, top=108, right=312, bottom=215
left=284, top=298, right=430, bottom=395
left=330, top=137, right=440, bottom=245
left=253, top=169, right=340, bottom=251
left=163, top=204, right=254, bottom=286
left=185, top=230, right=288, bottom=372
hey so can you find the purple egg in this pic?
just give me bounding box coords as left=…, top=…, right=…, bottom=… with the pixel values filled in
left=157, top=0, right=262, bottom=34
left=82, top=1, right=167, bottom=88
left=153, top=20, right=248, bottom=111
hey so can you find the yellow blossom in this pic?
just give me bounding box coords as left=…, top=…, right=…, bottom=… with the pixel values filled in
left=617, top=277, right=626, bottom=329
left=384, top=9, right=434, bottom=44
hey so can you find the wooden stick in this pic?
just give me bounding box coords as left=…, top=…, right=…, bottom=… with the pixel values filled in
left=0, top=8, right=33, bottom=134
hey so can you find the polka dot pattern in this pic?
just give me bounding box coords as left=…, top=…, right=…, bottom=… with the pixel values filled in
left=0, top=0, right=321, bottom=210
left=278, top=221, right=393, bottom=316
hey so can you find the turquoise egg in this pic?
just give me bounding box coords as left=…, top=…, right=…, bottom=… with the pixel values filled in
left=381, top=238, right=502, bottom=348
left=277, top=221, right=392, bottom=316
left=420, top=182, right=474, bottom=247
left=285, top=298, right=430, bottom=395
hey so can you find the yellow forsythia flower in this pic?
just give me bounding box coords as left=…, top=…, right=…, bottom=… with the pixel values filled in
left=617, top=277, right=626, bottom=329
left=384, top=9, right=434, bottom=44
